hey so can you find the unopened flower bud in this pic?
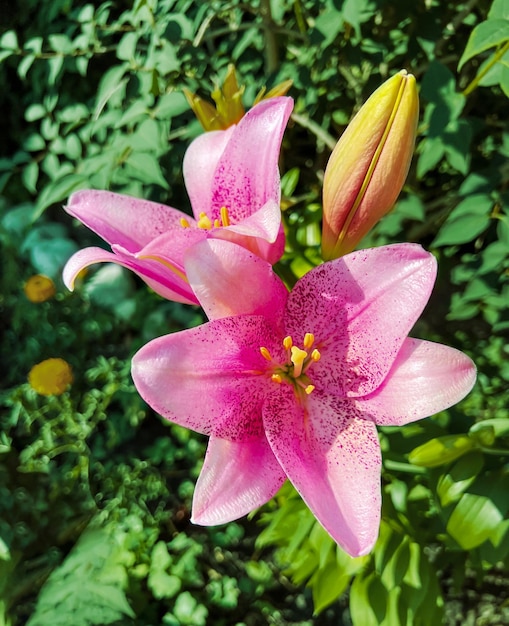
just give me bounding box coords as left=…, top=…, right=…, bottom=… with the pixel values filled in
left=322, top=70, right=419, bottom=260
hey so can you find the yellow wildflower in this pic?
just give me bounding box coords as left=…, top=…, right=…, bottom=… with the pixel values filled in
left=24, top=274, right=56, bottom=303
left=28, top=358, right=73, bottom=396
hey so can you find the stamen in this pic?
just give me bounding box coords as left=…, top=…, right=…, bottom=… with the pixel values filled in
left=304, top=384, right=315, bottom=395
left=271, top=373, right=282, bottom=384
left=303, top=333, right=314, bottom=349
left=197, top=212, right=212, bottom=229
left=180, top=217, right=190, bottom=228
left=260, top=347, right=272, bottom=361
left=213, top=218, right=221, bottom=228
left=220, top=206, right=230, bottom=227
left=290, top=346, right=308, bottom=378
left=311, top=349, right=321, bottom=362
left=283, top=336, right=293, bottom=351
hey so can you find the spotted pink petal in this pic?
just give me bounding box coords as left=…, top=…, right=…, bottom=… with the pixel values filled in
left=183, top=97, right=294, bottom=224
left=263, top=387, right=382, bottom=557
left=65, top=190, right=188, bottom=252
left=183, top=127, right=235, bottom=218
left=358, top=338, right=477, bottom=425
left=131, top=316, right=275, bottom=440
left=191, top=435, right=286, bottom=525
left=286, top=243, right=437, bottom=398
left=184, top=239, right=288, bottom=321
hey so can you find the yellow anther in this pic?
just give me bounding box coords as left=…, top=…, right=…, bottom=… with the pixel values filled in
left=271, top=373, right=282, bottom=384
left=180, top=217, right=191, bottom=228
left=311, top=349, right=321, bottom=362
left=220, top=206, right=231, bottom=227
left=303, top=333, right=315, bottom=349
left=213, top=218, right=221, bottom=228
left=260, top=347, right=272, bottom=361
left=304, top=384, right=315, bottom=395
left=283, top=336, right=293, bottom=351
left=290, top=346, right=308, bottom=378
left=197, top=212, right=212, bottom=229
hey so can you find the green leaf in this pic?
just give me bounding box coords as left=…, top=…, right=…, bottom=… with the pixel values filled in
left=26, top=527, right=135, bottom=626
left=48, top=34, right=73, bottom=54
left=489, top=0, right=509, bottom=20
left=0, top=30, right=18, bottom=50
left=408, top=435, right=475, bottom=467
left=432, top=194, right=493, bottom=247
left=35, top=174, right=88, bottom=217
left=310, top=561, right=351, bottom=614
left=122, top=152, right=169, bottom=188
left=23, top=134, right=46, bottom=152
left=25, top=104, right=47, bottom=122
left=22, top=161, right=39, bottom=194
left=447, top=492, right=504, bottom=549
left=459, top=19, right=509, bottom=70
left=437, top=451, right=484, bottom=507
left=350, top=572, right=386, bottom=626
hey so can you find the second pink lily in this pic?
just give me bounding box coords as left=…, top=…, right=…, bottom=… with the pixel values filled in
left=63, top=97, right=293, bottom=304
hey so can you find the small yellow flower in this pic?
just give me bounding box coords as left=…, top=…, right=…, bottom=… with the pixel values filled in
left=184, top=64, right=292, bottom=131
left=322, top=70, right=419, bottom=260
left=28, top=358, right=73, bottom=396
left=24, top=274, right=56, bottom=303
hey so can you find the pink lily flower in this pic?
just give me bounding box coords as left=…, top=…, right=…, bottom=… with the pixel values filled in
left=131, top=240, right=476, bottom=556
left=63, top=97, right=294, bottom=304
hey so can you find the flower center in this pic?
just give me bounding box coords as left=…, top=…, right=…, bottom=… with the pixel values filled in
left=260, top=333, right=321, bottom=396
left=180, top=206, right=231, bottom=230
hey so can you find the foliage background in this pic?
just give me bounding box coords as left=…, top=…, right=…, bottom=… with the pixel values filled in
left=1, top=0, right=509, bottom=624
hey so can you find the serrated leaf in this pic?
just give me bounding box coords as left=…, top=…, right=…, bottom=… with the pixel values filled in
left=459, top=19, right=509, bottom=70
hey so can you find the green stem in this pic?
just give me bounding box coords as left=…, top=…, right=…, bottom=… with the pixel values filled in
left=291, top=112, right=337, bottom=151
left=260, top=0, right=279, bottom=74
left=462, top=40, right=509, bottom=96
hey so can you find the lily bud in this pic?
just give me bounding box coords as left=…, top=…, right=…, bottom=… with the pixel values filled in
left=322, top=70, right=419, bottom=260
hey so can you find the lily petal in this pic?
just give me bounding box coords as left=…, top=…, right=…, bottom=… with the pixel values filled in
left=183, top=127, right=235, bottom=217
left=131, top=316, right=275, bottom=440
left=191, top=435, right=286, bottom=525
left=184, top=239, right=288, bottom=320
left=286, top=243, right=437, bottom=397
left=263, top=387, right=381, bottom=557
left=65, top=190, right=187, bottom=252
left=359, top=338, right=477, bottom=425
left=184, top=97, right=293, bottom=224
left=63, top=245, right=198, bottom=304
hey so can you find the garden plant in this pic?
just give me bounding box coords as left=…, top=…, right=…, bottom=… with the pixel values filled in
left=1, top=1, right=509, bottom=625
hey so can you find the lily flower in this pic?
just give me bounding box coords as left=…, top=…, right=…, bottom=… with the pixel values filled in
left=322, top=70, right=419, bottom=260
left=63, top=96, right=293, bottom=304
left=132, top=240, right=476, bottom=556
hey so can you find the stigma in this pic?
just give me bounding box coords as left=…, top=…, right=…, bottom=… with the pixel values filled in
left=259, top=333, right=321, bottom=397
left=180, top=206, right=231, bottom=230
